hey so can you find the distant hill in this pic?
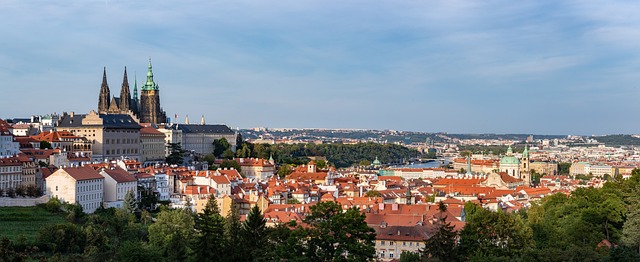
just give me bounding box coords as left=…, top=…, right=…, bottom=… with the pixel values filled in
left=592, top=134, right=640, bottom=146
left=240, top=128, right=565, bottom=144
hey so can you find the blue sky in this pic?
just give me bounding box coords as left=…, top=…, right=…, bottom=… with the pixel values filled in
left=1, top=1, right=639, bottom=135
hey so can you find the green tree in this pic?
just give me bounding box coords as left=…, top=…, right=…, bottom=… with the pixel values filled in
left=399, top=251, right=421, bottom=262
left=193, top=196, right=226, bottom=261
left=558, top=162, right=571, bottom=175
left=278, top=164, right=293, bottom=179
left=123, top=189, right=137, bottom=214
left=148, top=208, right=194, bottom=260
left=40, top=141, right=52, bottom=149
left=303, top=201, right=376, bottom=261
left=364, top=190, right=382, bottom=197
left=236, top=143, right=251, bottom=158
left=359, top=160, right=371, bottom=167
left=222, top=148, right=235, bottom=159
left=315, top=159, right=328, bottom=169
left=37, top=223, right=86, bottom=254
left=241, top=205, right=268, bottom=261
left=458, top=206, right=533, bottom=260
left=287, top=198, right=301, bottom=204
left=422, top=202, right=458, bottom=261
left=225, top=206, right=243, bottom=262
left=166, top=143, right=185, bottom=165
left=219, top=159, right=241, bottom=172
left=213, top=138, right=231, bottom=158
left=115, top=241, right=163, bottom=262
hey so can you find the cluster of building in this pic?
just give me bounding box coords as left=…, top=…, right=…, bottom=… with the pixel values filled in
left=6, top=60, right=640, bottom=261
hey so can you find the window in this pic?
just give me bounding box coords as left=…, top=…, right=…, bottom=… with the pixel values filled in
left=390, top=252, right=394, bottom=258
left=390, top=241, right=394, bottom=246
left=56, top=186, right=58, bottom=191
left=403, top=241, right=406, bottom=246
left=381, top=241, right=385, bottom=246
left=380, top=251, right=385, bottom=258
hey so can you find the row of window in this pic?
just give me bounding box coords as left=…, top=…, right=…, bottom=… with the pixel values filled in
left=78, top=193, right=102, bottom=202
left=379, top=241, right=420, bottom=247
left=105, top=138, right=138, bottom=144
left=0, top=174, right=21, bottom=181
left=106, top=130, right=138, bottom=134
left=106, top=148, right=139, bottom=155
left=0, top=166, right=22, bottom=173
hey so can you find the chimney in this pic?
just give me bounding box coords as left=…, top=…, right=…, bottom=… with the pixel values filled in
left=70, top=112, right=74, bottom=117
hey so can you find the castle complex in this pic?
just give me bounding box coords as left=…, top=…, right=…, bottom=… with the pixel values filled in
left=97, top=59, right=167, bottom=124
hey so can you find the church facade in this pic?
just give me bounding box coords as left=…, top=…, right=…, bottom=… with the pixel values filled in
left=97, top=59, right=167, bottom=124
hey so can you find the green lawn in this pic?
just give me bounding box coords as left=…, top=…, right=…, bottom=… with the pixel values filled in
left=0, top=206, right=66, bottom=242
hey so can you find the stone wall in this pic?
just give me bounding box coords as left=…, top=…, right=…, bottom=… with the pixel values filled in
left=0, top=196, right=49, bottom=207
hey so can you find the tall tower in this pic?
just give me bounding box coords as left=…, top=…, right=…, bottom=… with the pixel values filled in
left=139, top=58, right=167, bottom=124
left=131, top=73, right=139, bottom=116
left=119, top=67, right=131, bottom=112
left=98, top=67, right=111, bottom=113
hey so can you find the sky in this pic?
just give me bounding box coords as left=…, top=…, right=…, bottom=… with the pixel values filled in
left=1, top=1, right=639, bottom=135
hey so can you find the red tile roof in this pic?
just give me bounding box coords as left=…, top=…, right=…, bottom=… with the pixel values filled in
left=60, top=166, right=104, bottom=181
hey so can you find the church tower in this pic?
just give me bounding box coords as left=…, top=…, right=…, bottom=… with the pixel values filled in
left=131, top=74, right=139, bottom=116
left=119, top=67, right=131, bottom=112
left=98, top=67, right=111, bottom=113
left=139, top=58, right=167, bottom=124
left=520, top=145, right=531, bottom=185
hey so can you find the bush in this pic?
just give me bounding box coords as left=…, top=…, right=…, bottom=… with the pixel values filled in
left=6, top=188, right=15, bottom=198
left=39, top=197, right=63, bottom=213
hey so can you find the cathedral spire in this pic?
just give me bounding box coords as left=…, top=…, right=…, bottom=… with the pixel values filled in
left=133, top=72, right=138, bottom=101
left=98, top=67, right=111, bottom=113
left=119, top=66, right=131, bottom=111
left=143, top=57, right=157, bottom=90
left=201, top=115, right=205, bottom=125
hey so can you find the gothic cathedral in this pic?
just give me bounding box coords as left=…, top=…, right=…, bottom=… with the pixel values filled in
left=97, top=59, right=167, bottom=124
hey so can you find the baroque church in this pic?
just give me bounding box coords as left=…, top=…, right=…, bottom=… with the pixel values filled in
left=97, top=59, right=167, bottom=124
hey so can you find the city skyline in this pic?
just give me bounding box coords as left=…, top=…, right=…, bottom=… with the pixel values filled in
left=1, top=1, right=640, bottom=135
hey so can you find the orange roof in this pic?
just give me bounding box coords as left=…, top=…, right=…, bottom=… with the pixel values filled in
left=140, top=126, right=164, bottom=135
left=60, top=166, right=104, bottom=181
left=101, top=167, right=137, bottom=183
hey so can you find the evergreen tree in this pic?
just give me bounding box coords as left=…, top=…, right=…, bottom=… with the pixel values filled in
left=304, top=201, right=376, bottom=261
left=241, top=205, right=268, bottom=261
left=224, top=205, right=243, bottom=262
left=166, top=143, right=185, bottom=165
left=422, top=201, right=457, bottom=261
left=193, top=195, right=226, bottom=261
left=148, top=208, right=194, bottom=260
left=123, top=190, right=137, bottom=214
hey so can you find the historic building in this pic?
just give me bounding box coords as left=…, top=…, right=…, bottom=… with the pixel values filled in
left=57, top=111, right=142, bottom=161
left=97, top=59, right=166, bottom=124
left=138, top=59, right=167, bottom=124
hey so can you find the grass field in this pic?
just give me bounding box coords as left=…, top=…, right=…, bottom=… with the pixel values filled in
left=0, top=206, right=66, bottom=242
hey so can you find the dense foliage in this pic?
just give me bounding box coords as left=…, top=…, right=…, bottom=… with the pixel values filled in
left=404, top=170, right=640, bottom=262
left=2, top=200, right=376, bottom=261
left=246, top=142, right=419, bottom=168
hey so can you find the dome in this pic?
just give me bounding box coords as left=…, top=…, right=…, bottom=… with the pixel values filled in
left=500, top=145, right=520, bottom=165
left=500, top=155, right=520, bottom=165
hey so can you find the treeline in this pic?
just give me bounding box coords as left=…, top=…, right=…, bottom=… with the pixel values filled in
left=405, top=170, right=640, bottom=262
left=592, top=134, right=640, bottom=146
left=236, top=141, right=419, bottom=168
left=1, top=199, right=376, bottom=262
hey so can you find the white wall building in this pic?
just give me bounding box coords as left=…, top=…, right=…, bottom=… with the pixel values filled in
left=45, top=167, right=104, bottom=213
left=100, top=167, right=138, bottom=208
left=0, top=156, right=23, bottom=191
